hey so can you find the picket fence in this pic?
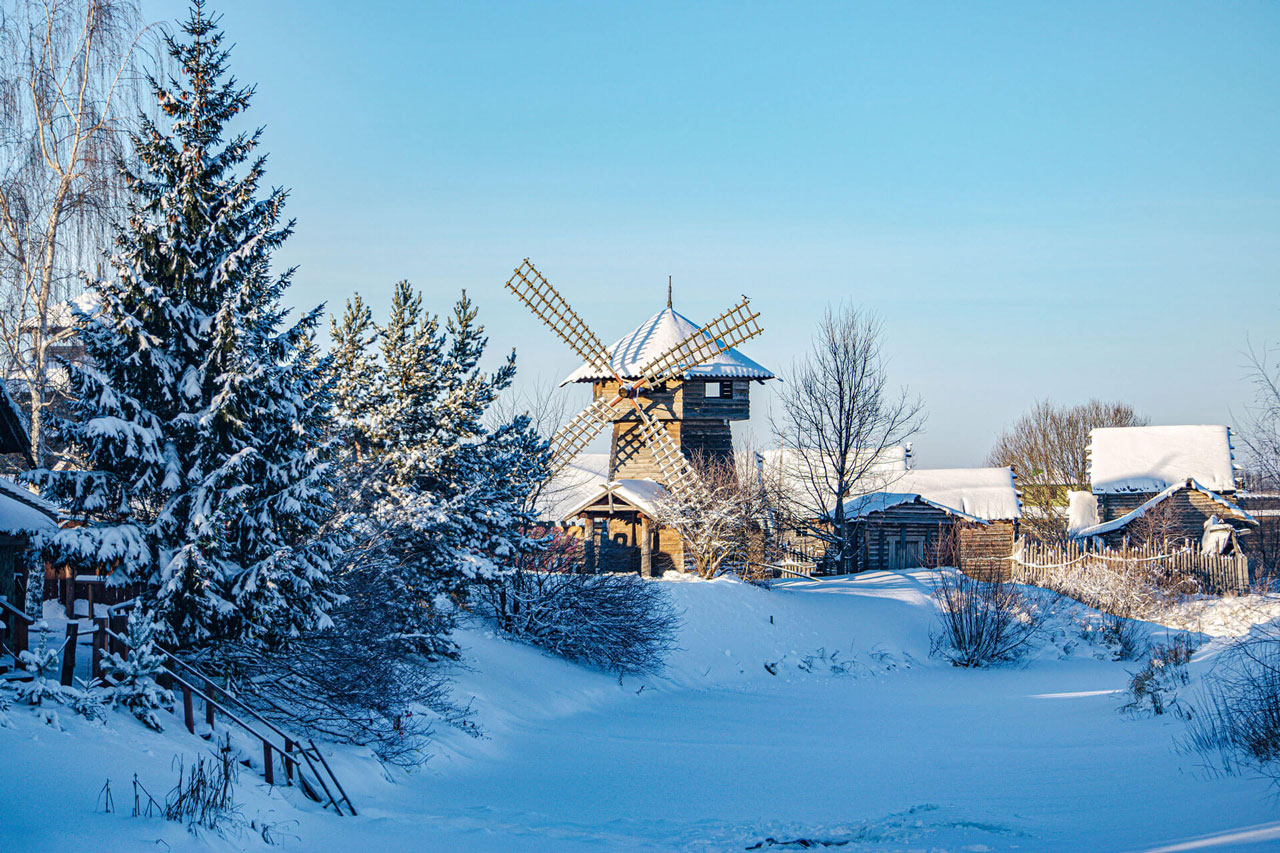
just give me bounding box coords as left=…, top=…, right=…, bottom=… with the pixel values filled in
left=1009, top=539, right=1250, bottom=594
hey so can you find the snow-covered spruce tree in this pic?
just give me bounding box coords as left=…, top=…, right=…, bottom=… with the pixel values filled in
left=333, top=282, right=549, bottom=656
left=26, top=3, right=339, bottom=648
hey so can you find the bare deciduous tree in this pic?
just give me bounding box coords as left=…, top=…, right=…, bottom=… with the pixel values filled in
left=0, top=0, right=145, bottom=466
left=771, top=305, right=923, bottom=573
left=1239, top=342, right=1280, bottom=488
left=651, top=449, right=769, bottom=580
left=987, top=399, right=1148, bottom=543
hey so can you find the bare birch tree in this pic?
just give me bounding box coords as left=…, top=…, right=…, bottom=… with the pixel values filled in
left=651, top=449, right=769, bottom=580
left=987, top=399, right=1147, bottom=543
left=0, top=0, right=144, bottom=466
left=772, top=305, right=923, bottom=574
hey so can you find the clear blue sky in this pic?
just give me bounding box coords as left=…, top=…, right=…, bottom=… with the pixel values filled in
left=145, top=0, right=1279, bottom=466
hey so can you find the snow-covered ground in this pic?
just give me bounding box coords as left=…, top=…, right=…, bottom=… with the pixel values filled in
left=5, top=570, right=1280, bottom=852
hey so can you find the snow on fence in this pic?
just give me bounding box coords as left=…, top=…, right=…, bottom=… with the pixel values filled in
left=1009, top=539, right=1250, bottom=596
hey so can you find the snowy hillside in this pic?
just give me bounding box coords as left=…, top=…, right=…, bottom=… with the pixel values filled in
left=5, top=571, right=1280, bottom=852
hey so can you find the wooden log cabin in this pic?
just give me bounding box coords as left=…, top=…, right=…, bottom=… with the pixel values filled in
left=843, top=467, right=1021, bottom=578
left=538, top=301, right=774, bottom=575
left=759, top=447, right=1021, bottom=578
left=1069, top=425, right=1258, bottom=554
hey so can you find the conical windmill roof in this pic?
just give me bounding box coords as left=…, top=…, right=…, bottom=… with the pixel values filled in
left=559, top=307, right=774, bottom=385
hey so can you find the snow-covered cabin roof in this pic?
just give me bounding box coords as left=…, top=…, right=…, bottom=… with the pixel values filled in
left=759, top=446, right=910, bottom=518
left=0, top=477, right=59, bottom=536
left=560, top=478, right=672, bottom=521
left=20, top=290, right=100, bottom=334
left=560, top=307, right=774, bottom=385
left=1088, top=425, right=1238, bottom=495
left=1073, top=479, right=1255, bottom=539
left=843, top=467, right=1022, bottom=523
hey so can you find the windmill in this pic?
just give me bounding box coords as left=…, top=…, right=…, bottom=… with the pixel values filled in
left=504, top=260, right=773, bottom=573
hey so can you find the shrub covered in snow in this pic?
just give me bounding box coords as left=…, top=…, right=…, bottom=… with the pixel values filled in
left=930, top=569, right=1049, bottom=667
left=195, top=563, right=473, bottom=768
left=474, top=571, right=679, bottom=675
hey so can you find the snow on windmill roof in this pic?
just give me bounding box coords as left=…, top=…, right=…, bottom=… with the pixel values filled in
left=843, top=467, right=1021, bottom=523
left=1088, top=425, right=1238, bottom=495
left=560, top=307, right=774, bottom=385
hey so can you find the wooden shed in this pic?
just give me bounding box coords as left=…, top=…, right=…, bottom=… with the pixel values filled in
left=843, top=467, right=1022, bottom=579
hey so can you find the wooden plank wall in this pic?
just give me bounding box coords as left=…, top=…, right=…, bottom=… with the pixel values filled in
left=958, top=521, right=1017, bottom=581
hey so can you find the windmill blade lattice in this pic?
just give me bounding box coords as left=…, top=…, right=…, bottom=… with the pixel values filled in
left=505, top=260, right=613, bottom=374
left=549, top=397, right=616, bottom=473
left=633, top=409, right=707, bottom=503
left=639, top=296, right=762, bottom=387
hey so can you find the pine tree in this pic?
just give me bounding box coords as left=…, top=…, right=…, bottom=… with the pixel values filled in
left=332, top=282, right=549, bottom=654
left=27, top=2, right=339, bottom=647
left=328, top=294, right=380, bottom=462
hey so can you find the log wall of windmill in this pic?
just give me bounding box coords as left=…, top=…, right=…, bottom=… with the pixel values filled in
left=590, top=379, right=751, bottom=422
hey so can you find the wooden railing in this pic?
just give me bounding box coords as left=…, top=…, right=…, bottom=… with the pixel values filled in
left=96, top=621, right=356, bottom=816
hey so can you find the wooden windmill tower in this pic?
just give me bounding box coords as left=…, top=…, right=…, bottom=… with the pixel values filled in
left=504, top=260, right=773, bottom=574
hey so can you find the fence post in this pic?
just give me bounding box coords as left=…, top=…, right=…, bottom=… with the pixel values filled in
left=205, top=678, right=216, bottom=728
left=60, top=621, right=78, bottom=686
left=108, top=614, right=127, bottom=658
left=182, top=683, right=195, bottom=734
left=263, top=742, right=274, bottom=786
left=13, top=610, right=27, bottom=657
left=92, top=617, right=107, bottom=680
left=285, top=738, right=295, bottom=784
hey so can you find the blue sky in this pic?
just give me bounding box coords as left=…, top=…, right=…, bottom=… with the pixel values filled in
left=145, top=1, right=1279, bottom=466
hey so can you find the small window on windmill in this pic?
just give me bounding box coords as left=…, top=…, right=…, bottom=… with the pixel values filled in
left=705, top=381, right=733, bottom=399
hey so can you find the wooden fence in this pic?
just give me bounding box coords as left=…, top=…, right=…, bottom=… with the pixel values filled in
left=1009, top=539, right=1251, bottom=594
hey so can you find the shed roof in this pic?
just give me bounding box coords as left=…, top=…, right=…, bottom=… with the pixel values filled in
left=532, top=453, right=610, bottom=522
left=0, top=384, right=30, bottom=457
left=1088, top=425, right=1237, bottom=494
left=0, top=476, right=59, bottom=536
left=560, top=478, right=671, bottom=521
left=560, top=307, right=773, bottom=385
left=842, top=467, right=1022, bottom=522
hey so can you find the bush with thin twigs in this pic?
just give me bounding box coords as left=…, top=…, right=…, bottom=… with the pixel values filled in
left=474, top=570, right=679, bottom=675
left=1097, top=613, right=1150, bottom=662
left=164, top=739, right=240, bottom=832
left=190, top=560, right=472, bottom=768
left=1184, top=627, right=1280, bottom=779
left=930, top=569, right=1050, bottom=667
left=1120, top=636, right=1196, bottom=717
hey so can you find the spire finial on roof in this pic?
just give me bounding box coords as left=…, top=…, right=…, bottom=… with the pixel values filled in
left=667, top=276, right=672, bottom=309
